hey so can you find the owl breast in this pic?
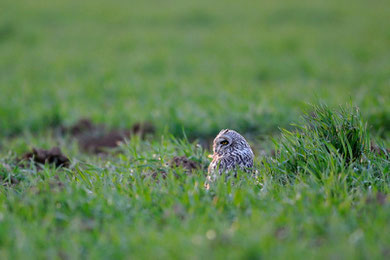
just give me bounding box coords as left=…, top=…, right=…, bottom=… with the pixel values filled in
left=208, top=150, right=254, bottom=176
left=207, top=129, right=254, bottom=183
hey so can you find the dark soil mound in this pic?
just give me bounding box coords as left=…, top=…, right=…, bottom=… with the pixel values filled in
left=79, top=130, right=131, bottom=153
left=21, top=147, right=70, bottom=167
left=149, top=170, right=169, bottom=180
left=62, top=119, right=155, bottom=153
left=169, top=156, right=200, bottom=172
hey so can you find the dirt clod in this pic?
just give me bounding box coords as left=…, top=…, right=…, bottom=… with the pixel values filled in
left=79, top=130, right=131, bottom=153
left=169, top=156, right=200, bottom=172
left=149, top=170, right=168, bottom=180
left=62, top=119, right=155, bottom=153
left=21, top=147, right=70, bottom=167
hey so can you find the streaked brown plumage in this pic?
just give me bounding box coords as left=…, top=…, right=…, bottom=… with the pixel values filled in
left=207, top=129, right=254, bottom=181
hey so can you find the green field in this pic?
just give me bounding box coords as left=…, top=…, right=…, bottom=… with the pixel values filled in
left=1, top=0, right=390, bottom=258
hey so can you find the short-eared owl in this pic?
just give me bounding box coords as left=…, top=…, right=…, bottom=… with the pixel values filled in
left=208, top=129, right=254, bottom=180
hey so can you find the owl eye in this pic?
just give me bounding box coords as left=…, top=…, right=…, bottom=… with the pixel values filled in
left=220, top=140, right=229, bottom=145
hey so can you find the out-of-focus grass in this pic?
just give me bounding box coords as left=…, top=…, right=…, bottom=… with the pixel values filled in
left=0, top=0, right=389, bottom=138
left=1, top=105, right=390, bottom=259
left=1, top=0, right=390, bottom=258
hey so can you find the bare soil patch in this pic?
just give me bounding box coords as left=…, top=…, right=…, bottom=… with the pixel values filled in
left=79, top=130, right=132, bottom=153
left=20, top=147, right=70, bottom=168
left=169, top=156, right=200, bottom=172
left=62, top=119, right=155, bottom=153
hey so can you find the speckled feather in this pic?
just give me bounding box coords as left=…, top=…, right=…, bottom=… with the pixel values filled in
left=208, top=129, right=254, bottom=180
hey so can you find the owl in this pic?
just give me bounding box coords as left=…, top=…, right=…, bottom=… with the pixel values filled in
left=207, top=129, right=254, bottom=181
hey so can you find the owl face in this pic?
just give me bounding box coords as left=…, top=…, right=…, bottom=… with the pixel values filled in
left=213, top=129, right=249, bottom=156
left=208, top=129, right=254, bottom=177
left=213, top=129, right=233, bottom=155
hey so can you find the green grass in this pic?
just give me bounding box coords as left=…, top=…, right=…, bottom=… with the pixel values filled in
left=0, top=0, right=390, bottom=258
left=1, top=105, right=389, bottom=259
left=1, top=0, right=390, bottom=137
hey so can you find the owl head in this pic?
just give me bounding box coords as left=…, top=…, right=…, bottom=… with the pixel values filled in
left=212, top=129, right=251, bottom=156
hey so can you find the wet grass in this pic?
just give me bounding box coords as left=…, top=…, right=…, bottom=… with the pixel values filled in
left=0, top=105, right=389, bottom=259
left=1, top=0, right=389, bottom=138
left=1, top=0, right=390, bottom=258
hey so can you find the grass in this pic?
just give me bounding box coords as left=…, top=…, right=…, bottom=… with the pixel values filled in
left=271, top=105, right=370, bottom=179
left=1, top=106, right=389, bottom=259
left=0, top=0, right=390, bottom=258
left=1, top=0, right=390, bottom=138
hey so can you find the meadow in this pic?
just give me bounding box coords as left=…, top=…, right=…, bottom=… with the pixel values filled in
left=0, top=0, right=389, bottom=258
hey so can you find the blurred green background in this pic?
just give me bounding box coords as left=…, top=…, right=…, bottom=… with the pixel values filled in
left=1, top=0, right=389, bottom=139
left=1, top=1, right=390, bottom=259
